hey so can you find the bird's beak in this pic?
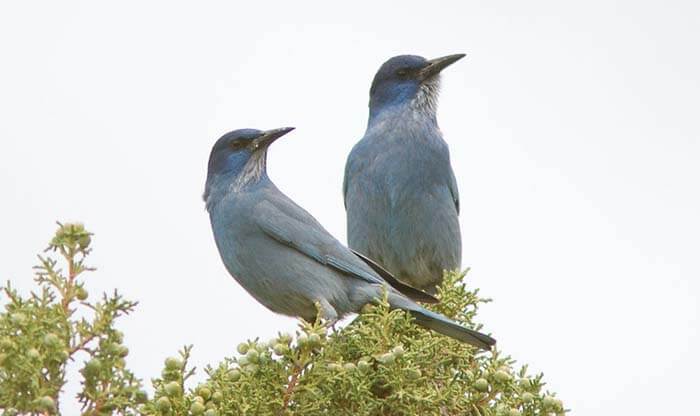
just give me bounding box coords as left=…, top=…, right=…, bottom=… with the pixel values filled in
left=419, top=53, right=466, bottom=80
left=254, top=127, right=295, bottom=149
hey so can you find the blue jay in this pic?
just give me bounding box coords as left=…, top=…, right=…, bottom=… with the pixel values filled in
left=204, top=127, right=494, bottom=349
left=344, top=54, right=465, bottom=293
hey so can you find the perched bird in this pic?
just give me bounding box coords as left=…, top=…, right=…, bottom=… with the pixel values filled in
left=344, top=54, right=466, bottom=294
left=204, top=127, right=495, bottom=349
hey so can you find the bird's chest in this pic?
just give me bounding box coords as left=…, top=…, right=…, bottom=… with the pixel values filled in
left=369, top=144, right=443, bottom=204
left=209, top=201, right=258, bottom=271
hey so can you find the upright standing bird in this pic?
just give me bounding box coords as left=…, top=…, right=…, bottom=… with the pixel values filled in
left=204, top=127, right=495, bottom=349
left=344, top=54, right=465, bottom=294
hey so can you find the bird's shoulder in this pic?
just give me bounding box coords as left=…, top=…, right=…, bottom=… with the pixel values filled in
left=251, top=190, right=339, bottom=251
left=253, top=192, right=387, bottom=286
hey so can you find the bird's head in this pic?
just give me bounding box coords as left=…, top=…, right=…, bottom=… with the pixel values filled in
left=368, top=54, right=465, bottom=119
left=204, top=127, right=294, bottom=205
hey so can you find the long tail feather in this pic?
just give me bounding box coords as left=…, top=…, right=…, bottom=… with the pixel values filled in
left=388, top=293, right=496, bottom=350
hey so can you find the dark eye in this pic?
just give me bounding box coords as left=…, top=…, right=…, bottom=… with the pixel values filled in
left=397, top=69, right=408, bottom=76
left=229, top=140, right=246, bottom=150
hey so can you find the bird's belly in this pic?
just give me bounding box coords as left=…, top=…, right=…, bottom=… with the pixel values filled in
left=224, top=241, right=357, bottom=321
left=348, top=187, right=461, bottom=290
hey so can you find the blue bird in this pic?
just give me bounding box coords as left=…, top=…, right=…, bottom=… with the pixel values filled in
left=344, top=54, right=466, bottom=294
left=204, top=127, right=495, bottom=349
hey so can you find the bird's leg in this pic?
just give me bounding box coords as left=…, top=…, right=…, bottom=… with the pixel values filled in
left=314, top=298, right=338, bottom=330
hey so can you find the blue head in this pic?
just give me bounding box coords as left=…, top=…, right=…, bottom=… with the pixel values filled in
left=204, top=127, right=294, bottom=207
left=368, top=54, right=465, bottom=120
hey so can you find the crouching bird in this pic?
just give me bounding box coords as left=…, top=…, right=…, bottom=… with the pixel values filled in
left=204, top=127, right=495, bottom=350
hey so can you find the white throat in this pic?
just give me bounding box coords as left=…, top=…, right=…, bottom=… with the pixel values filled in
left=410, top=76, right=441, bottom=115
left=231, top=149, right=267, bottom=191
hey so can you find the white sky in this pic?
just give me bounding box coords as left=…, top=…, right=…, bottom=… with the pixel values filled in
left=1, top=1, right=698, bottom=414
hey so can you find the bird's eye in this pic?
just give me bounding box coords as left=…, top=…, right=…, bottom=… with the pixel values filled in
left=397, top=69, right=408, bottom=76
left=229, top=140, right=246, bottom=150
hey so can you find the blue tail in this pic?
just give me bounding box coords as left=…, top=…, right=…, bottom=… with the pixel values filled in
left=389, top=294, right=496, bottom=350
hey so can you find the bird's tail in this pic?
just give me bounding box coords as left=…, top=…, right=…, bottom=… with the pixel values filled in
left=388, top=293, right=496, bottom=350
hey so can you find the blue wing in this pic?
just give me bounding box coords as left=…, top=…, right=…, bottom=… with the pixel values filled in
left=255, top=197, right=437, bottom=303
left=255, top=198, right=385, bottom=287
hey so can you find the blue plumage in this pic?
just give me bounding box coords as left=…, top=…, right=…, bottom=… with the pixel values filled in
left=205, top=127, right=494, bottom=349
left=344, top=54, right=465, bottom=293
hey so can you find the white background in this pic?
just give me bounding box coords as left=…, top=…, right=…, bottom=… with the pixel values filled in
left=1, top=1, right=698, bottom=414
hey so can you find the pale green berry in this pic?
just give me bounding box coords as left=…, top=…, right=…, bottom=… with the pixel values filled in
left=273, top=343, right=289, bottom=356
left=236, top=343, right=249, bottom=354
left=327, top=363, right=342, bottom=371
left=357, top=360, right=371, bottom=372
left=521, top=392, right=535, bottom=403
left=134, top=390, right=148, bottom=403
left=164, top=356, right=183, bottom=370
left=164, top=381, right=181, bottom=396
left=203, top=409, right=217, bottom=416
left=161, top=369, right=179, bottom=381
left=38, top=396, right=55, bottom=412
left=407, top=368, right=422, bottom=380
left=543, top=396, right=559, bottom=409
left=105, top=342, right=122, bottom=356
left=297, top=333, right=308, bottom=347
left=474, top=378, right=489, bottom=392
left=156, top=396, right=171, bottom=412
left=343, top=362, right=356, bottom=371
left=75, top=286, right=89, bottom=301
left=85, top=358, right=102, bottom=375
left=245, top=349, right=259, bottom=363
left=494, top=370, right=511, bottom=383
left=377, top=352, right=395, bottom=365
left=508, top=409, right=521, bottom=416
left=43, top=333, right=60, bottom=347
left=118, top=346, right=129, bottom=357
left=212, top=391, right=223, bottom=403
left=392, top=345, right=405, bottom=357
left=190, top=401, right=206, bottom=415
left=198, top=387, right=211, bottom=400
left=308, top=333, right=321, bottom=346
left=229, top=369, right=241, bottom=381
left=27, top=348, right=40, bottom=360
left=78, top=234, right=91, bottom=249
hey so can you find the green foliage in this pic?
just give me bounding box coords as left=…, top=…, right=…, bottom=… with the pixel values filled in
left=0, top=223, right=145, bottom=415
left=139, top=278, right=565, bottom=416
left=1, top=224, right=566, bottom=415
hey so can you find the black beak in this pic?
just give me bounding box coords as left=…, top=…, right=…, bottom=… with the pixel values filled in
left=254, top=127, right=295, bottom=148
left=419, top=53, right=466, bottom=80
